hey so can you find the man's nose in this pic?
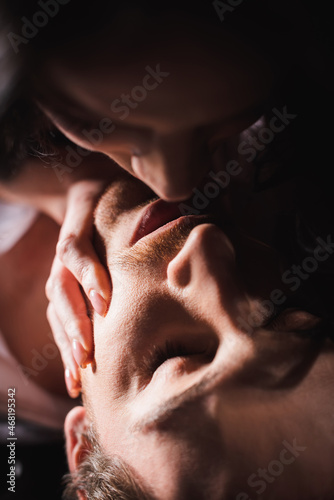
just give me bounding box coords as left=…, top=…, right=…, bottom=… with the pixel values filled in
left=131, top=131, right=210, bottom=201
left=167, top=224, right=248, bottom=329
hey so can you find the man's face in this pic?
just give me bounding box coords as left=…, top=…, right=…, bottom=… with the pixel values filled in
left=76, top=173, right=334, bottom=500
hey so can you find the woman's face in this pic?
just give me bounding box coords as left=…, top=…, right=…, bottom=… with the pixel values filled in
left=34, top=9, right=333, bottom=497
left=37, top=19, right=279, bottom=200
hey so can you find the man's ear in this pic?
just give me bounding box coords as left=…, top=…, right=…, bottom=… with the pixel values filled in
left=64, top=406, right=90, bottom=474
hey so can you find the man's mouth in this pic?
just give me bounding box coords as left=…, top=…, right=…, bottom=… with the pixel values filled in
left=130, top=199, right=189, bottom=245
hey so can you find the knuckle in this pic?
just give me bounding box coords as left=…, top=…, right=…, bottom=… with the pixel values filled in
left=63, top=316, right=85, bottom=338
left=56, top=233, right=81, bottom=262
left=52, top=328, right=69, bottom=354
left=55, top=334, right=70, bottom=357
left=80, top=264, right=92, bottom=288
left=45, top=273, right=65, bottom=300
left=56, top=235, right=92, bottom=287
left=63, top=318, right=78, bottom=339
left=63, top=313, right=91, bottom=340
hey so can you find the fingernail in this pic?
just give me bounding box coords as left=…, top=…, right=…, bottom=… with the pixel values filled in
left=65, top=367, right=81, bottom=398
left=89, top=289, right=107, bottom=316
left=72, top=339, right=88, bottom=368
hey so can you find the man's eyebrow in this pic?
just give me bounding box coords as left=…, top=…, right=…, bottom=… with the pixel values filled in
left=131, top=369, right=221, bottom=434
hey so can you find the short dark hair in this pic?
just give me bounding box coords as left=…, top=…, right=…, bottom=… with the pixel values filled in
left=0, top=96, right=79, bottom=180
left=0, top=97, right=49, bottom=179
left=2, top=0, right=330, bottom=112
left=62, top=424, right=155, bottom=500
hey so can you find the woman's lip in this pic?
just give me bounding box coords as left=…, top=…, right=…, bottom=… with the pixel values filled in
left=130, top=199, right=186, bottom=246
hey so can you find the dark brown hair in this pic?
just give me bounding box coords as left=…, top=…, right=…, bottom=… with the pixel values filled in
left=0, top=96, right=75, bottom=180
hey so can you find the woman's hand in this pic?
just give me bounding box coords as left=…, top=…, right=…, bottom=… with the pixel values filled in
left=1, top=140, right=119, bottom=397
left=45, top=179, right=111, bottom=397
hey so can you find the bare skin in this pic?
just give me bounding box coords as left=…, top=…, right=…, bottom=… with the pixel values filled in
left=0, top=152, right=120, bottom=394
left=38, top=21, right=283, bottom=390
left=66, top=173, right=334, bottom=500
left=0, top=211, right=65, bottom=395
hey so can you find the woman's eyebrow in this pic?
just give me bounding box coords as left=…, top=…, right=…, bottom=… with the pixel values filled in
left=39, top=80, right=151, bottom=133
left=38, top=83, right=100, bottom=122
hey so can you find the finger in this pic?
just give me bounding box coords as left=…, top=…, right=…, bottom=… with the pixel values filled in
left=46, top=257, right=94, bottom=359
left=56, top=182, right=111, bottom=315
left=46, top=301, right=77, bottom=376
left=46, top=303, right=81, bottom=399
left=56, top=234, right=110, bottom=316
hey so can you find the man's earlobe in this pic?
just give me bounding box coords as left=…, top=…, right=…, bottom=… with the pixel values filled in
left=64, top=406, right=89, bottom=474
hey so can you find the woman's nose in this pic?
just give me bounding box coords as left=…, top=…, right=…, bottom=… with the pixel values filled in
left=131, top=131, right=210, bottom=201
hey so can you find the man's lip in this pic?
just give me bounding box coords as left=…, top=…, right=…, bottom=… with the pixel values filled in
left=130, top=199, right=187, bottom=246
